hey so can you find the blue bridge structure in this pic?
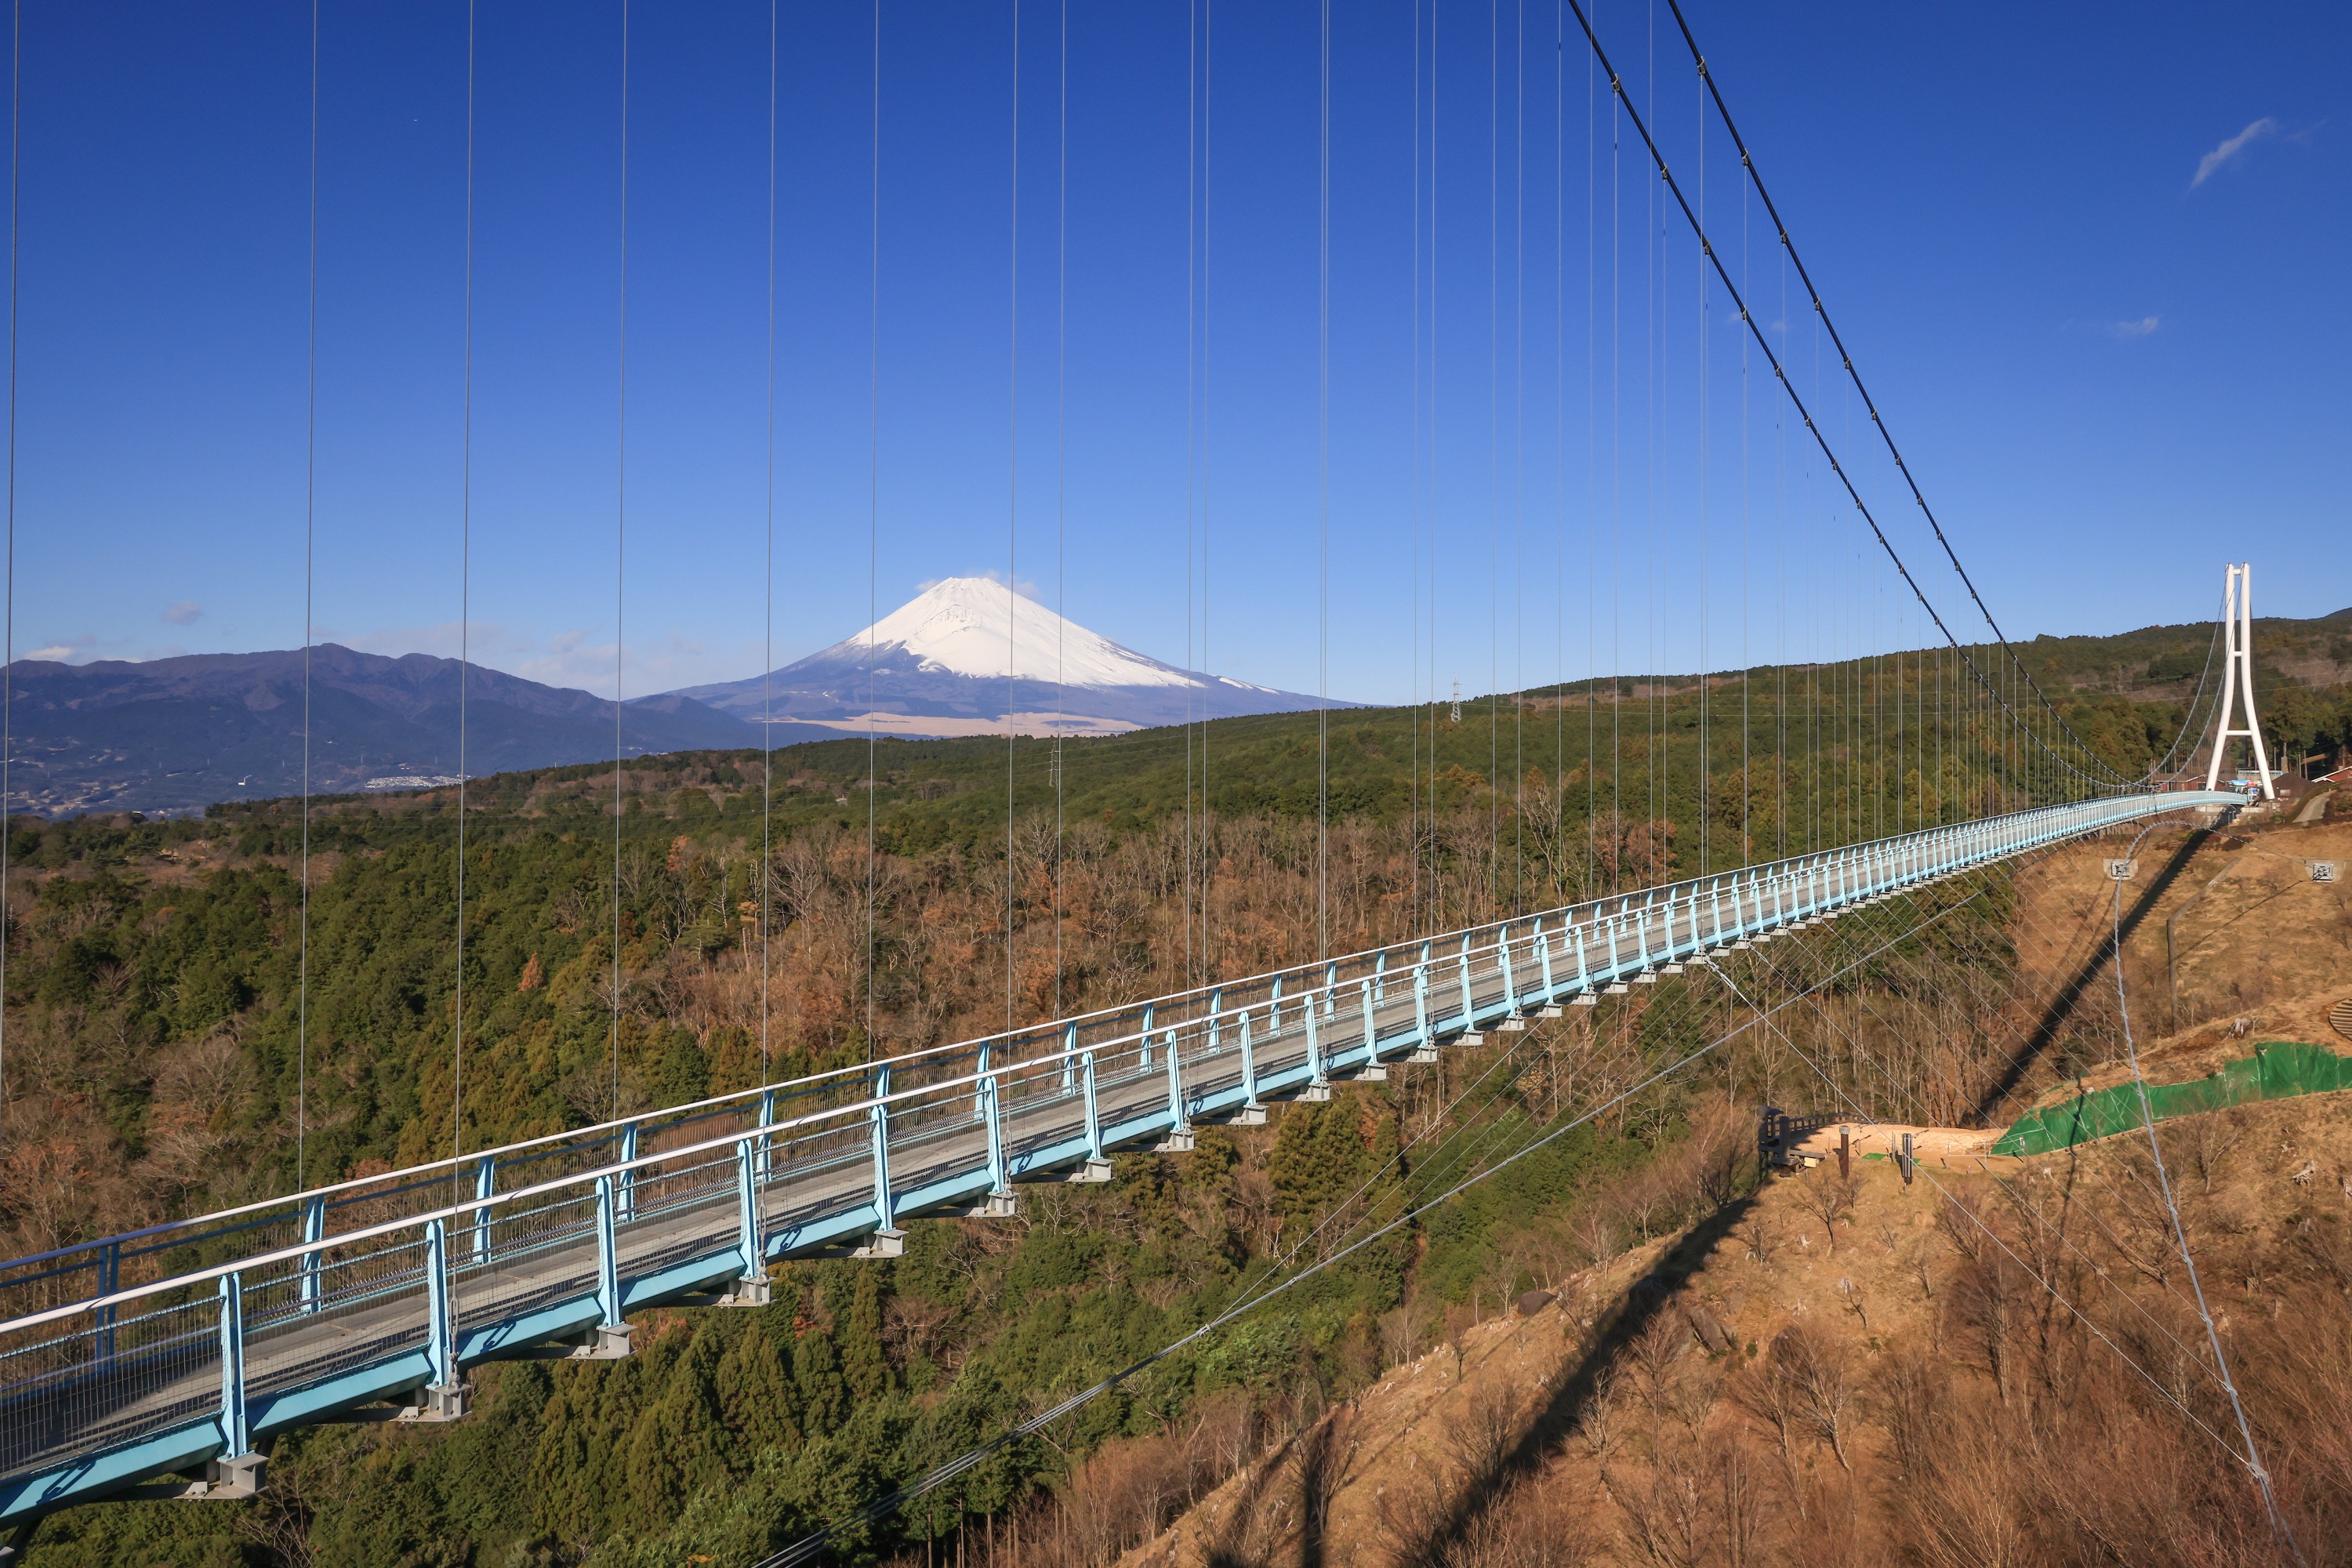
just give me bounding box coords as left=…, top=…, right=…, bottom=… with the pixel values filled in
left=0, top=788, right=2240, bottom=1530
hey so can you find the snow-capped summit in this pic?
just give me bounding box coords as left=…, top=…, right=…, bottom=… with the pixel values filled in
left=855, top=575, right=1193, bottom=689
left=669, top=576, right=1347, bottom=738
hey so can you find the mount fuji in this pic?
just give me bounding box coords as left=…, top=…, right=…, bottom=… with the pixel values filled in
left=667, top=576, right=1349, bottom=738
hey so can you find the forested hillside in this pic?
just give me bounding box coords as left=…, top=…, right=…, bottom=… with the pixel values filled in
left=2, top=632, right=2346, bottom=1565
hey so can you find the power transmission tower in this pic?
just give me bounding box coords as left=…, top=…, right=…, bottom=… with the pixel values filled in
left=2203, top=561, right=2276, bottom=800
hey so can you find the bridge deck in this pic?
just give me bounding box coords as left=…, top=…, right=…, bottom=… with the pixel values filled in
left=0, top=793, right=2237, bottom=1525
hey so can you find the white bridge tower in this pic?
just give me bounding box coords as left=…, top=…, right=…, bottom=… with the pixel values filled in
left=2202, top=561, right=2276, bottom=800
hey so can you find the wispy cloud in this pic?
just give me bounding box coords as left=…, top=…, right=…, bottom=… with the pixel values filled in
left=162, top=599, right=203, bottom=626
left=23, top=632, right=100, bottom=663
left=2108, top=316, right=2161, bottom=339
left=2193, top=118, right=2278, bottom=187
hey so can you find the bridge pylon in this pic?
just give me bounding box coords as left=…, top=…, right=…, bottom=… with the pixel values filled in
left=2202, top=561, right=2277, bottom=800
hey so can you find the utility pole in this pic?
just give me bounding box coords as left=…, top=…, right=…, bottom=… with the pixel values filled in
left=2203, top=562, right=2277, bottom=800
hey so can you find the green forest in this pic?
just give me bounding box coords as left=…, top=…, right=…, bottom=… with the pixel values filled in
left=2, top=626, right=2346, bottom=1566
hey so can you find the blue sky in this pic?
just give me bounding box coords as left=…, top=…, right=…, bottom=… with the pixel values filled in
left=11, top=0, right=2347, bottom=705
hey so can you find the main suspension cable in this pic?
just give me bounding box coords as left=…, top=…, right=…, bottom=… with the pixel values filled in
left=1662, top=0, right=2118, bottom=786
left=1563, top=0, right=2125, bottom=794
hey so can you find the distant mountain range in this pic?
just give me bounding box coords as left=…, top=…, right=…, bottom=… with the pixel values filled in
left=2, top=579, right=1346, bottom=817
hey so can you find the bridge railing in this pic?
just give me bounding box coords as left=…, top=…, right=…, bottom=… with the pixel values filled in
left=0, top=791, right=2241, bottom=1516
left=0, top=789, right=2238, bottom=1331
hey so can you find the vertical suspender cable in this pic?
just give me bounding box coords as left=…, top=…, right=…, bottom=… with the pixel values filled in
left=1552, top=0, right=1564, bottom=898
left=866, top=0, right=880, bottom=1061
left=1181, top=0, right=1196, bottom=989
left=1408, top=0, right=1421, bottom=932
left=1581, top=0, right=1594, bottom=897
left=1052, top=0, right=1065, bottom=1019
left=1606, top=10, right=1619, bottom=894
left=452, top=0, right=476, bottom=1177
left=0, top=0, right=13, bottom=1141
left=1198, top=0, right=1212, bottom=980
left=1005, top=0, right=1019, bottom=1041
left=612, top=0, right=629, bottom=1119
left=1516, top=0, right=1530, bottom=914
left=1411, top=0, right=1430, bottom=926
left=1737, top=132, right=1748, bottom=863
left=1486, top=0, right=1498, bottom=917
left=298, top=0, right=318, bottom=1191
left=1693, top=34, right=1706, bottom=875
left=1316, top=0, right=1329, bottom=964
left=760, top=0, right=777, bottom=1083
left=870, top=0, right=880, bottom=1062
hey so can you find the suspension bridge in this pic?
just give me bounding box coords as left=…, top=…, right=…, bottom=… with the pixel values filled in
left=0, top=0, right=2309, bottom=1556
left=0, top=786, right=2251, bottom=1526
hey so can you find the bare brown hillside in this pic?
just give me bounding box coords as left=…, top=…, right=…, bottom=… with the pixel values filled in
left=1116, top=1066, right=2352, bottom=1567
left=1091, top=822, right=2352, bottom=1568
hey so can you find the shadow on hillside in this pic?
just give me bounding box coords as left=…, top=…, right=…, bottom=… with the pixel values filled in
left=1392, top=1192, right=1755, bottom=1565
left=1203, top=1406, right=1345, bottom=1568
left=1969, top=826, right=2214, bottom=1125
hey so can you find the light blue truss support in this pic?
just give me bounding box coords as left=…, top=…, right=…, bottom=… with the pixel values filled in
left=1238, top=1010, right=1260, bottom=1105
left=470, top=1158, right=495, bottom=1268
left=1374, top=951, right=1389, bottom=1004
left=1359, top=979, right=1377, bottom=1062
left=217, top=1272, right=249, bottom=1459
left=973, top=1041, right=993, bottom=1123
left=1081, top=1051, right=1105, bottom=1163
left=1573, top=924, right=1592, bottom=989
left=1141, top=1003, right=1156, bottom=1065
left=1061, top=1024, right=1079, bottom=1094
left=1457, top=935, right=1475, bottom=1028
left=615, top=1121, right=641, bottom=1221
left=755, top=1089, right=776, bottom=1181
left=869, top=1065, right=896, bottom=1229
left=1324, top=962, right=1340, bottom=1018
left=300, top=1195, right=327, bottom=1314
left=1163, top=1029, right=1189, bottom=1131
left=1636, top=909, right=1653, bottom=971
left=1208, top=990, right=1225, bottom=1057
left=593, top=1174, right=623, bottom=1330
left=1412, top=963, right=1431, bottom=1044
left=980, top=1069, right=1011, bottom=1196
left=1535, top=919, right=1556, bottom=998
left=1708, top=882, right=1725, bottom=946
left=1498, top=926, right=1519, bottom=1012
left=1305, top=993, right=1326, bottom=1083
left=423, top=1218, right=456, bottom=1392
left=734, top=1137, right=762, bottom=1278
left=96, top=1240, right=120, bottom=1360
left=1269, top=974, right=1286, bottom=1035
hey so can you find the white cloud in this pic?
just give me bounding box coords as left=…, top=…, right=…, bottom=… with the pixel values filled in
left=2193, top=118, right=2278, bottom=187
left=162, top=599, right=203, bottom=626
left=22, top=632, right=100, bottom=663
left=2108, top=316, right=2161, bottom=339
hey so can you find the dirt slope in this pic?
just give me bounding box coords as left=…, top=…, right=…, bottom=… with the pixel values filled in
left=1118, top=971, right=2352, bottom=1566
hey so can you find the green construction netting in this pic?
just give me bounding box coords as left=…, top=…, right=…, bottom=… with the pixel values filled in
left=1993, top=1041, right=2352, bottom=1157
